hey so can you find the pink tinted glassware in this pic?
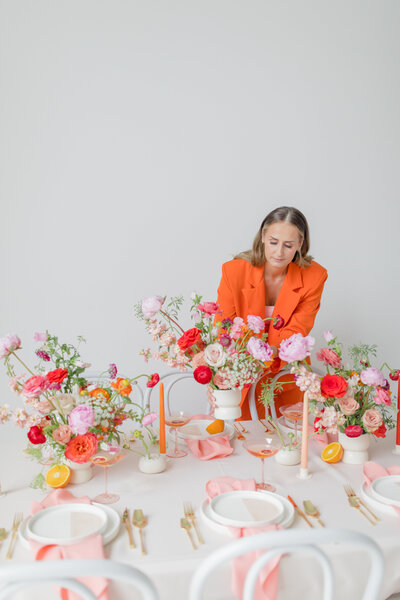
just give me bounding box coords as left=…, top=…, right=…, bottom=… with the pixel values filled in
left=244, top=438, right=280, bottom=492
left=90, top=450, right=124, bottom=504
left=281, top=403, right=303, bottom=441
left=165, top=412, right=190, bottom=458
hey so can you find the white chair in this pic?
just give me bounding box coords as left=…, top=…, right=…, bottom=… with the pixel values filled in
left=0, top=559, right=159, bottom=600
left=189, top=528, right=384, bottom=600
left=247, top=366, right=292, bottom=420
left=143, top=371, right=210, bottom=415
left=84, top=371, right=145, bottom=408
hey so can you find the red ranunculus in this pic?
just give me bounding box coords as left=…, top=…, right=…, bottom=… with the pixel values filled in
left=272, top=315, right=285, bottom=330
left=147, top=373, right=160, bottom=388
left=344, top=425, right=363, bottom=438
left=46, top=368, right=68, bottom=385
left=320, top=374, right=348, bottom=398
left=193, top=366, right=213, bottom=385
left=373, top=423, right=387, bottom=438
left=27, top=425, right=46, bottom=444
left=177, top=328, right=203, bottom=351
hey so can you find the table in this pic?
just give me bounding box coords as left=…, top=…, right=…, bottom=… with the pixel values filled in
left=1, top=421, right=400, bottom=600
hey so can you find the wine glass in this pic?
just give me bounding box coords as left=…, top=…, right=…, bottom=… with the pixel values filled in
left=281, top=402, right=303, bottom=441
left=244, top=437, right=280, bottom=492
left=90, top=448, right=124, bottom=504
left=165, top=412, right=190, bottom=458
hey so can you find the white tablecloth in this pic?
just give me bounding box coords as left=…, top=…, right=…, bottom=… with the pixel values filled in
left=1, top=422, right=400, bottom=600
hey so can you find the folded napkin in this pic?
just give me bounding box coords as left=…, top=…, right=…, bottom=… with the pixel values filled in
left=206, top=477, right=282, bottom=600
left=363, top=461, right=400, bottom=517
left=29, top=489, right=109, bottom=600
left=184, top=414, right=233, bottom=460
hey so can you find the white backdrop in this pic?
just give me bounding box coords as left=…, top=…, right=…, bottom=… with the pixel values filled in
left=1, top=0, right=399, bottom=411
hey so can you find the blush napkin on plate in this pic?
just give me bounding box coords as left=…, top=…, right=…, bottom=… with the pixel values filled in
left=29, top=489, right=109, bottom=600
left=183, top=414, right=233, bottom=460
left=206, top=476, right=282, bottom=600
left=363, top=461, right=400, bottom=517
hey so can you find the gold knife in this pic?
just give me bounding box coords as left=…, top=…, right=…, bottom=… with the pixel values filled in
left=122, top=508, right=135, bottom=548
left=288, top=496, right=314, bottom=528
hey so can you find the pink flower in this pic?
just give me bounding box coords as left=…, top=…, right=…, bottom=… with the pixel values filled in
left=192, top=351, right=207, bottom=369
left=22, top=375, right=49, bottom=399
left=323, top=330, right=334, bottom=342
left=362, top=408, right=383, bottom=433
left=142, top=412, right=157, bottom=427
left=338, top=395, right=359, bottom=415
left=34, top=332, right=48, bottom=342
left=36, top=349, right=51, bottom=361
left=8, top=374, right=25, bottom=394
left=204, top=343, right=226, bottom=368
left=0, top=405, right=10, bottom=424
left=278, top=333, right=314, bottom=363
left=197, top=302, right=220, bottom=316
left=53, top=425, right=72, bottom=444
left=230, top=325, right=242, bottom=340
left=213, top=369, right=231, bottom=389
left=12, top=408, right=28, bottom=428
left=219, top=334, right=232, bottom=348
left=108, top=363, right=118, bottom=379
left=37, top=399, right=52, bottom=414
left=247, top=315, right=265, bottom=334
left=360, top=367, right=386, bottom=387
left=159, top=332, right=176, bottom=347
left=68, top=405, right=95, bottom=434
left=246, top=337, right=273, bottom=362
left=142, top=295, right=164, bottom=319
left=0, top=334, right=21, bottom=358
left=373, top=387, right=391, bottom=406
left=316, top=348, right=341, bottom=368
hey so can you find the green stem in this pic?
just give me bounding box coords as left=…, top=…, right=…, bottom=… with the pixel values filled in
left=10, top=351, right=35, bottom=376
left=160, top=310, right=185, bottom=334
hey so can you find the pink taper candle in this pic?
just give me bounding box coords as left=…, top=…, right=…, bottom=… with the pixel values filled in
left=297, top=390, right=311, bottom=479
left=159, top=382, right=166, bottom=454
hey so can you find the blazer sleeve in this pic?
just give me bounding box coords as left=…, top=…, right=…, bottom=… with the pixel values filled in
left=216, top=263, right=237, bottom=321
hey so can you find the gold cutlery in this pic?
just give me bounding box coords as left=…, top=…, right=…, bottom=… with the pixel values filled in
left=303, top=500, right=325, bottom=527
left=258, top=418, right=274, bottom=433
left=233, top=423, right=245, bottom=440
left=287, top=496, right=313, bottom=528
left=184, top=502, right=204, bottom=545
left=348, top=496, right=376, bottom=525
left=6, top=512, right=23, bottom=560
left=344, top=484, right=380, bottom=521
left=132, top=509, right=147, bottom=556
left=180, top=517, right=197, bottom=550
left=238, top=422, right=249, bottom=434
left=122, top=508, right=135, bottom=548
left=0, top=528, right=8, bottom=545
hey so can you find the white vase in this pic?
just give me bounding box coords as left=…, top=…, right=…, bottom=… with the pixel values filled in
left=275, top=447, right=301, bottom=466
left=66, top=460, right=94, bottom=484
left=213, top=389, right=242, bottom=420
left=338, top=432, right=370, bottom=464
left=138, top=454, right=167, bottom=474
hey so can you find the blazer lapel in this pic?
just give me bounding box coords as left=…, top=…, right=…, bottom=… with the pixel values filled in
left=272, top=262, right=303, bottom=328
left=241, top=265, right=266, bottom=317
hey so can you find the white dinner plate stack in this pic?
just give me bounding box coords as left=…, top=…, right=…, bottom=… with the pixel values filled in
left=360, top=475, right=400, bottom=516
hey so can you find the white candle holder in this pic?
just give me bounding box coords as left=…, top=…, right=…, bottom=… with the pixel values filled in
left=393, top=444, right=400, bottom=456
left=297, top=467, right=312, bottom=480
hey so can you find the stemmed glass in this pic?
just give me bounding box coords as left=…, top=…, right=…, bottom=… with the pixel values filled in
left=281, top=402, right=303, bottom=442
left=90, top=449, right=124, bottom=504
left=165, top=412, right=190, bottom=458
left=244, top=437, right=280, bottom=492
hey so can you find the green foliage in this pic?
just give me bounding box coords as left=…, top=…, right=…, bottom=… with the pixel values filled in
left=133, top=301, right=145, bottom=321
left=259, top=380, right=284, bottom=408
left=166, top=296, right=184, bottom=320
left=349, top=343, right=377, bottom=370
left=30, top=472, right=46, bottom=490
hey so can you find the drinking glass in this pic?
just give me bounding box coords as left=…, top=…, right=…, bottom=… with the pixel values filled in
left=165, top=412, right=190, bottom=458
left=281, top=402, right=303, bottom=441
left=244, top=437, right=280, bottom=492
left=90, top=449, right=124, bottom=504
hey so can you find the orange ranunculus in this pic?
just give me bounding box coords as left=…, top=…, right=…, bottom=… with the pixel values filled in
left=111, top=378, right=132, bottom=397
left=64, top=433, right=98, bottom=463
left=89, top=388, right=110, bottom=400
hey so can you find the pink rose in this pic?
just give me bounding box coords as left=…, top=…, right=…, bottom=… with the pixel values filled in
left=197, top=302, right=220, bottom=316
left=142, top=295, right=164, bottom=319
left=362, top=408, right=383, bottom=433
left=68, top=405, right=95, bottom=434
left=37, top=399, right=52, bottom=414
left=142, top=412, right=157, bottom=427
left=278, top=333, right=315, bottom=363
left=247, top=315, right=265, bottom=334
left=372, top=387, right=391, bottom=406
left=0, top=334, right=21, bottom=358
left=22, top=375, right=49, bottom=399
left=360, top=367, right=386, bottom=387
left=192, top=351, right=207, bottom=369
left=34, top=332, right=48, bottom=342
left=338, top=395, right=359, bottom=415
left=53, top=424, right=72, bottom=444
left=204, top=343, right=226, bottom=368
left=316, top=348, right=341, bottom=368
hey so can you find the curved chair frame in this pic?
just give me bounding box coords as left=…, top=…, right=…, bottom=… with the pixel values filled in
left=84, top=372, right=144, bottom=407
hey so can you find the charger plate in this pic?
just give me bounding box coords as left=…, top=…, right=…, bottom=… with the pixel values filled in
left=360, top=483, right=399, bottom=517
left=370, top=475, right=400, bottom=507
left=209, top=490, right=285, bottom=527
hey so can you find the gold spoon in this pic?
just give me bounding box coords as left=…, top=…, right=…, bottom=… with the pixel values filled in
left=303, top=500, right=325, bottom=527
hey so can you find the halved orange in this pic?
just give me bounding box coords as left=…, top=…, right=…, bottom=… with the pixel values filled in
left=45, top=464, right=71, bottom=488
left=321, top=442, right=343, bottom=463
left=206, top=419, right=225, bottom=435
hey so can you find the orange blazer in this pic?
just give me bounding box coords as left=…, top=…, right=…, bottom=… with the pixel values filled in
left=216, top=258, right=328, bottom=418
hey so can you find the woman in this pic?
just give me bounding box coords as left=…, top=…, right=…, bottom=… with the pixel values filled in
left=216, top=206, right=327, bottom=419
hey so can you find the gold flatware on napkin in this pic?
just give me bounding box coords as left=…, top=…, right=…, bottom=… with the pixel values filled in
left=184, top=502, right=204, bottom=545
left=348, top=496, right=376, bottom=525
left=233, top=423, right=245, bottom=440
left=132, top=509, right=147, bottom=556
left=303, top=500, right=325, bottom=527
left=122, top=508, right=135, bottom=548
left=180, top=518, right=197, bottom=550
left=258, top=418, right=274, bottom=433
left=6, top=512, right=23, bottom=560
left=238, top=422, right=249, bottom=434
left=344, top=484, right=380, bottom=521
left=287, top=496, right=313, bottom=528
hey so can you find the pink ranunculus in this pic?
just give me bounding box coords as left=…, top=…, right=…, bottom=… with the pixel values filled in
left=373, top=387, right=391, bottom=406
left=360, top=367, right=386, bottom=387
left=21, top=375, right=49, bottom=399
left=68, top=405, right=95, bottom=435
left=197, top=302, right=220, bottom=316
left=247, top=315, right=265, bottom=334
left=34, top=332, right=48, bottom=342
left=0, top=334, right=21, bottom=358
left=338, top=395, right=360, bottom=415
left=142, top=412, right=158, bottom=427
left=246, top=337, right=273, bottom=362
left=316, top=348, right=341, bottom=368
left=53, top=424, right=72, bottom=444
left=323, top=330, right=334, bottom=342
left=362, top=408, right=383, bottom=433
left=278, top=333, right=315, bottom=363
left=192, top=351, right=207, bottom=369
left=141, top=295, right=164, bottom=319
left=204, top=343, right=227, bottom=368
left=37, top=399, right=52, bottom=414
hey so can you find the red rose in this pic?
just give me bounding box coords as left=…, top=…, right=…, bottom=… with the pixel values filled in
left=46, top=368, right=68, bottom=385
left=147, top=373, right=160, bottom=388
left=193, top=366, right=213, bottom=385
left=320, top=374, right=348, bottom=398
left=373, top=423, right=387, bottom=438
left=177, top=328, right=203, bottom=351
left=344, top=425, right=363, bottom=438
left=27, top=425, right=46, bottom=444
left=272, top=315, right=285, bottom=330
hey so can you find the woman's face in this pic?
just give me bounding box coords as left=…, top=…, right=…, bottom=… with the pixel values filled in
left=262, top=221, right=303, bottom=269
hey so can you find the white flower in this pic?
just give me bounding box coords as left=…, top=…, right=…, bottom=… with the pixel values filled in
left=204, top=343, right=227, bottom=368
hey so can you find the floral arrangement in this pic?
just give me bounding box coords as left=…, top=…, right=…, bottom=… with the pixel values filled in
left=0, top=332, right=159, bottom=487
left=135, top=293, right=285, bottom=391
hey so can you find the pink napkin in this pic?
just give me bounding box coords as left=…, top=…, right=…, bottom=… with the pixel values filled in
left=206, top=477, right=282, bottom=600
left=184, top=414, right=233, bottom=460
left=363, top=462, right=400, bottom=517
left=29, top=489, right=109, bottom=600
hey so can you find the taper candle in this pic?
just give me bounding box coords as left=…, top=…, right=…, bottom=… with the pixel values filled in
left=297, top=390, right=311, bottom=478
left=159, top=382, right=166, bottom=454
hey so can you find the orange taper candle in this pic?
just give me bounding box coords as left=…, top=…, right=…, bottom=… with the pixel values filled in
left=396, top=378, right=400, bottom=447
left=159, top=382, right=166, bottom=454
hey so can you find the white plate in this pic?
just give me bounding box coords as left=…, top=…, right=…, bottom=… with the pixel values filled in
left=360, top=483, right=399, bottom=517
left=209, top=490, right=285, bottom=528
left=200, top=492, right=294, bottom=535
left=19, top=503, right=120, bottom=548
left=370, top=475, right=400, bottom=507
left=169, top=420, right=235, bottom=443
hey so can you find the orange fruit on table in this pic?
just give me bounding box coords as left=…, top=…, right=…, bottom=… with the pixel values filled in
left=321, top=442, right=343, bottom=463
left=45, top=464, right=71, bottom=488
left=206, top=419, right=225, bottom=435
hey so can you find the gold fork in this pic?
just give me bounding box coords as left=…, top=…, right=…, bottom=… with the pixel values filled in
left=233, top=423, right=245, bottom=440
left=180, top=518, right=197, bottom=550
left=6, top=512, right=23, bottom=559
left=132, top=509, right=147, bottom=556
left=344, top=484, right=380, bottom=521
left=348, top=496, right=376, bottom=525
left=238, top=422, right=249, bottom=434
left=184, top=502, right=204, bottom=545
left=258, top=418, right=274, bottom=433
left=122, top=508, right=135, bottom=549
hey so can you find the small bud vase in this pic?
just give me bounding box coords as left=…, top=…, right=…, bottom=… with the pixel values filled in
left=213, top=389, right=242, bottom=420
left=338, top=432, right=370, bottom=464
left=275, top=447, right=301, bottom=466
left=138, top=454, right=167, bottom=474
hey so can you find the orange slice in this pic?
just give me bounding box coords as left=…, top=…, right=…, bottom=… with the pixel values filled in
left=206, top=419, right=225, bottom=435
left=45, top=464, right=71, bottom=488
left=321, top=442, right=343, bottom=463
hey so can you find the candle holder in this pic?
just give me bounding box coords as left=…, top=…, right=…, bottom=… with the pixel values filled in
left=393, top=445, right=400, bottom=456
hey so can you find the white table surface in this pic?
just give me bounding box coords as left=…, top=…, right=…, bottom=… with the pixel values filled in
left=1, top=421, right=400, bottom=600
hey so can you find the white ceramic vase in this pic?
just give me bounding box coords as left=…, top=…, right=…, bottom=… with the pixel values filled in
left=138, top=454, right=167, bottom=474
left=275, top=447, right=301, bottom=466
left=213, top=389, right=242, bottom=420
left=67, top=460, right=94, bottom=484
left=338, top=432, right=370, bottom=464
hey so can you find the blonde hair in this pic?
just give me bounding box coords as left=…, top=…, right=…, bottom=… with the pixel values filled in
left=235, top=206, right=313, bottom=268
